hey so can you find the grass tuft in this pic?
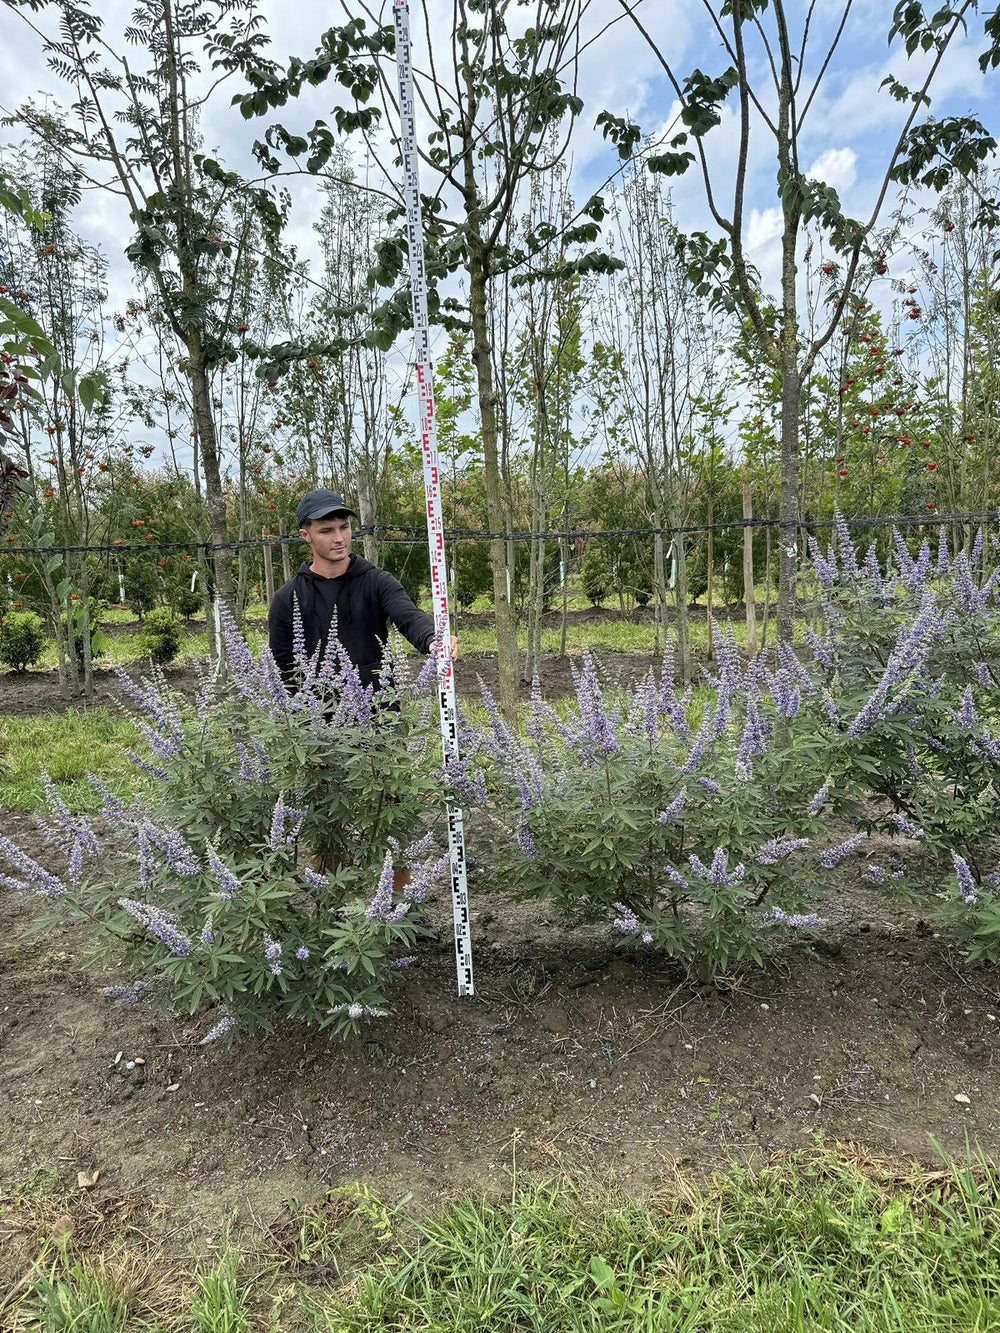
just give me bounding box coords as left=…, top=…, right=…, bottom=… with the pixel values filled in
left=0, top=709, right=146, bottom=812
left=3, top=1149, right=999, bottom=1330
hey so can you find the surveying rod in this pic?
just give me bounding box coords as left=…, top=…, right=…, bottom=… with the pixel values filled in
left=392, top=0, right=474, bottom=996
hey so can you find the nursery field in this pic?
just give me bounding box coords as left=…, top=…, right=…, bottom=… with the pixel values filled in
left=3, top=533, right=1000, bottom=1329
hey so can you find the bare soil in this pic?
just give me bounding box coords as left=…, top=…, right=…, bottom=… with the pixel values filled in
left=1, top=804, right=998, bottom=1283
left=0, top=651, right=672, bottom=716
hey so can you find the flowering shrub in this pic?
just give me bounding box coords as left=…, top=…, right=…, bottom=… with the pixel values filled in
left=804, top=518, right=1000, bottom=916
left=128, top=611, right=442, bottom=872
left=0, top=617, right=447, bottom=1039
left=452, top=646, right=858, bottom=979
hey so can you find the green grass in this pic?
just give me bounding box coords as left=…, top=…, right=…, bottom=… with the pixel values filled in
left=23, top=626, right=267, bottom=671
left=6, top=1150, right=1000, bottom=1331
left=0, top=709, right=146, bottom=812
left=457, top=612, right=806, bottom=657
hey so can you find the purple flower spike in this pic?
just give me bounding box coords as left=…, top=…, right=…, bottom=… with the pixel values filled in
left=118, top=898, right=192, bottom=956
left=112, top=665, right=185, bottom=755
left=807, top=535, right=839, bottom=588
left=688, top=849, right=745, bottom=886
left=613, top=902, right=640, bottom=935
left=681, top=706, right=713, bottom=774
left=835, top=512, right=859, bottom=576
left=404, top=854, right=450, bottom=903
left=263, top=933, right=282, bottom=975
left=656, top=791, right=687, bottom=824
left=516, top=821, right=537, bottom=860
left=627, top=672, right=660, bottom=742
left=889, top=813, right=924, bottom=840
left=819, top=832, right=867, bottom=869
left=268, top=796, right=307, bottom=850
left=953, top=853, right=978, bottom=906
left=207, top=842, right=241, bottom=900
left=570, top=652, right=619, bottom=761
left=366, top=851, right=397, bottom=920
left=38, top=773, right=100, bottom=882
left=200, top=1015, right=235, bottom=1045
left=100, top=980, right=149, bottom=1005
left=762, top=906, right=821, bottom=928
left=952, top=687, right=977, bottom=730
left=144, top=821, right=199, bottom=876
left=0, top=834, right=67, bottom=898
left=757, top=837, right=809, bottom=866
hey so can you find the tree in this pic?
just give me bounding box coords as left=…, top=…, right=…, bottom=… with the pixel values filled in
left=239, top=1, right=622, bottom=716
left=592, top=170, right=728, bottom=677
left=0, top=166, right=108, bottom=694
left=11, top=0, right=284, bottom=621
left=601, top=0, right=999, bottom=642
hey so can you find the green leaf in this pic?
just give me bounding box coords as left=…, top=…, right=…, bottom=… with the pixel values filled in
left=588, top=1256, right=616, bottom=1291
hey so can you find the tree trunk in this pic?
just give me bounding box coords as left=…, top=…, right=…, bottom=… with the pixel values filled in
left=776, top=358, right=801, bottom=644
left=279, top=518, right=293, bottom=584
left=775, top=16, right=801, bottom=647
left=187, top=335, right=234, bottom=613
left=742, top=480, right=757, bottom=654
left=467, top=241, right=518, bottom=717
left=356, top=467, right=379, bottom=565
left=705, top=498, right=715, bottom=659
left=652, top=523, right=666, bottom=658
left=761, top=525, right=773, bottom=651
left=670, top=502, right=692, bottom=685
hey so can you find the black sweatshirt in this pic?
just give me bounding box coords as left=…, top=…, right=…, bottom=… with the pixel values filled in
left=267, top=557, right=435, bottom=688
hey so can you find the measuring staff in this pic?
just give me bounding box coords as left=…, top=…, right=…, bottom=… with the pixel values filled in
left=392, top=0, right=474, bottom=996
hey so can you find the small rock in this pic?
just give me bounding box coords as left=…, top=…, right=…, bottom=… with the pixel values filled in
left=954, top=1093, right=971, bottom=1105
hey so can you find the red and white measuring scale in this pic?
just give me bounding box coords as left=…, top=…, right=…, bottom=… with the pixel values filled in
left=393, top=0, right=474, bottom=996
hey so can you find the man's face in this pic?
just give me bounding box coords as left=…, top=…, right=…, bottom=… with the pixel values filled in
left=301, top=512, right=353, bottom=565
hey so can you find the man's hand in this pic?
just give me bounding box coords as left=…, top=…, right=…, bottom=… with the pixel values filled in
left=430, top=634, right=459, bottom=660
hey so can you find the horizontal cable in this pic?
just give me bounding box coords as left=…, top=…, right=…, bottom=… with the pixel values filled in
left=1, top=509, right=997, bottom=558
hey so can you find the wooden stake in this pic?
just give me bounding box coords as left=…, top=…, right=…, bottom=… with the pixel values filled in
left=262, top=527, right=275, bottom=605
left=278, top=517, right=292, bottom=583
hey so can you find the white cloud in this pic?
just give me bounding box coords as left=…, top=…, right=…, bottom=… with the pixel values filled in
left=807, top=147, right=857, bottom=195
left=747, top=206, right=782, bottom=252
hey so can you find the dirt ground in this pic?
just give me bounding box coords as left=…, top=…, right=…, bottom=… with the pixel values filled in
left=1, top=802, right=998, bottom=1280
left=0, top=651, right=671, bottom=716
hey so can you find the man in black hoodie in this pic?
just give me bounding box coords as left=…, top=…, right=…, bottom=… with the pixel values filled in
left=267, top=488, right=454, bottom=689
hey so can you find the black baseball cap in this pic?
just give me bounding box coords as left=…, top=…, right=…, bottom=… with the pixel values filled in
left=295, top=489, right=359, bottom=527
